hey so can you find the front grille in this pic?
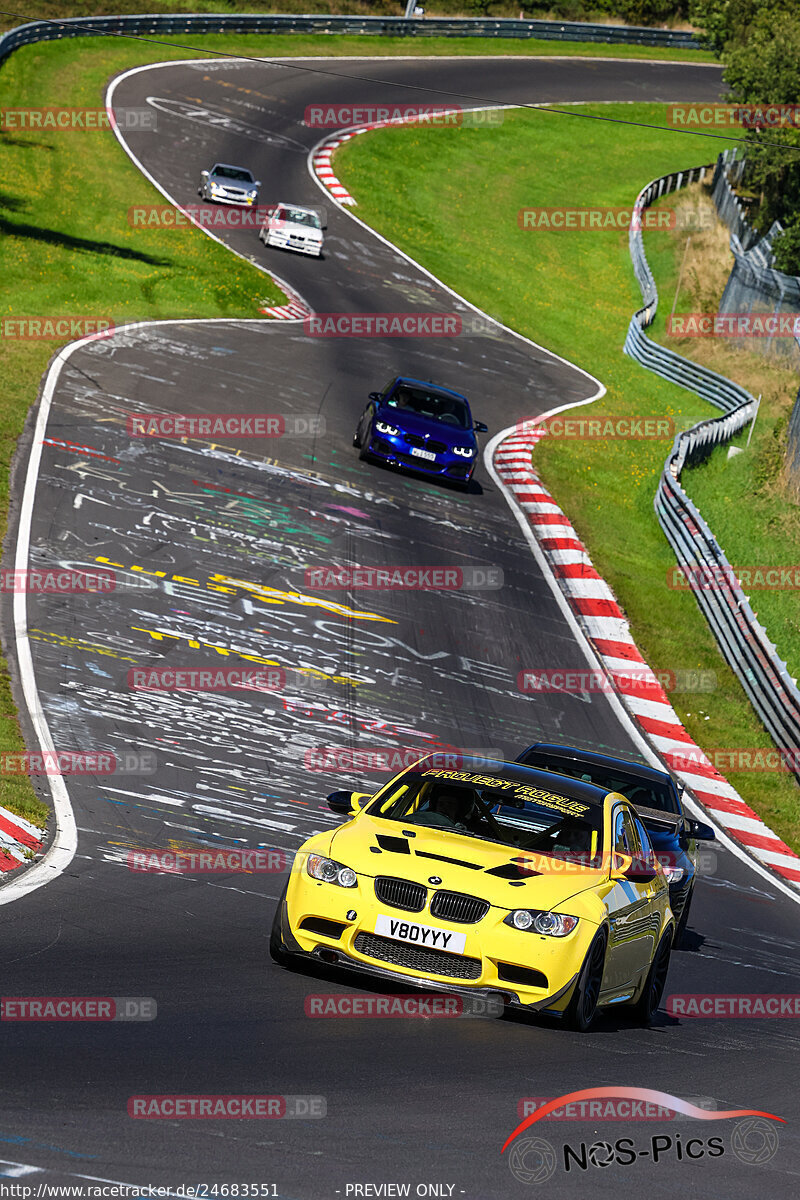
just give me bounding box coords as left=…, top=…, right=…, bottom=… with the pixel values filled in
left=354, top=932, right=481, bottom=980
left=374, top=876, right=427, bottom=912
left=405, top=435, right=447, bottom=454
left=299, top=917, right=345, bottom=939
left=497, top=963, right=548, bottom=989
left=430, top=890, right=489, bottom=924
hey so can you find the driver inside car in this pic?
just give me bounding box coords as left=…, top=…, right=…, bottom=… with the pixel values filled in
left=414, top=788, right=478, bottom=831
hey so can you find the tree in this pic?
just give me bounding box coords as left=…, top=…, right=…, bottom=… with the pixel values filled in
left=691, top=0, right=800, bottom=258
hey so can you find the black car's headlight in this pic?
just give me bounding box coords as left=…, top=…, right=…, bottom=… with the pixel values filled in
left=375, top=421, right=400, bottom=436
left=453, top=446, right=475, bottom=458
left=306, top=854, right=357, bottom=888
left=504, top=910, right=578, bottom=936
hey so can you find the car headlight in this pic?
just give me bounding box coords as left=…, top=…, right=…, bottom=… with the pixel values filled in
left=453, top=446, right=475, bottom=458
left=504, top=910, right=579, bottom=936
left=306, top=854, right=357, bottom=888
left=662, top=865, right=685, bottom=884
left=208, top=181, right=220, bottom=191
left=375, top=421, right=400, bottom=436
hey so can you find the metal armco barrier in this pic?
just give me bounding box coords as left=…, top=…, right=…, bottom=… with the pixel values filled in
left=0, top=14, right=699, bottom=67
left=624, top=160, right=800, bottom=781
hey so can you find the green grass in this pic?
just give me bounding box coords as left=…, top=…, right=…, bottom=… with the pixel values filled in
left=0, top=28, right=718, bottom=62
left=334, top=105, right=800, bottom=851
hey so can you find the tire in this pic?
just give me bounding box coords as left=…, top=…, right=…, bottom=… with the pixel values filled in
left=563, top=929, right=607, bottom=1032
left=630, top=930, right=672, bottom=1026
left=358, top=441, right=372, bottom=462
left=674, top=886, right=693, bottom=948
left=269, top=884, right=291, bottom=966
left=352, top=427, right=363, bottom=449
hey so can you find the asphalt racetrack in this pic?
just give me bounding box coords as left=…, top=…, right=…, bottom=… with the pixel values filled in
left=2, top=49, right=799, bottom=1199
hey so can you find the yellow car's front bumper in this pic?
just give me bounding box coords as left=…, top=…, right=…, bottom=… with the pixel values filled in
left=280, top=868, right=598, bottom=1013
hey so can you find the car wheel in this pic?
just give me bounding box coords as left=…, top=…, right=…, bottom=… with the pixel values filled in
left=269, top=883, right=291, bottom=966
left=630, top=930, right=672, bottom=1026
left=563, top=929, right=607, bottom=1032
left=674, top=886, right=693, bottom=948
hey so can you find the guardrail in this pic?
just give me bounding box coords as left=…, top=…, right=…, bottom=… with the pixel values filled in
left=624, top=162, right=800, bottom=781
left=0, top=13, right=700, bottom=67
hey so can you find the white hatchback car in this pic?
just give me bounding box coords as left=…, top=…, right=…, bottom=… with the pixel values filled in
left=259, top=204, right=325, bottom=257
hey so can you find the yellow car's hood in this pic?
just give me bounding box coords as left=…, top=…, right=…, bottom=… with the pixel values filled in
left=329, top=814, right=605, bottom=913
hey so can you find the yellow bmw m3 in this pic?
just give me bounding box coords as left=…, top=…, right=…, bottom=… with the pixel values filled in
left=270, top=755, right=675, bottom=1030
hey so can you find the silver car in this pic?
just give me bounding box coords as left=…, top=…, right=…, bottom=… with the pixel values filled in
left=198, top=163, right=260, bottom=206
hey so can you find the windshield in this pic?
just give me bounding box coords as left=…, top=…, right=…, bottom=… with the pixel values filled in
left=385, top=385, right=471, bottom=429
left=369, top=768, right=605, bottom=864
left=276, top=208, right=321, bottom=228
left=519, top=754, right=679, bottom=815
left=212, top=166, right=254, bottom=183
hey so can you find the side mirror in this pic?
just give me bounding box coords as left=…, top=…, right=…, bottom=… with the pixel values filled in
left=474, top=420, right=488, bottom=433
left=327, top=790, right=372, bottom=815
left=368, top=391, right=382, bottom=402
left=254, top=180, right=262, bottom=188
left=611, top=852, right=657, bottom=883
left=685, top=818, right=716, bottom=842
left=625, top=861, right=658, bottom=882
left=201, top=170, right=210, bottom=178
left=327, top=790, right=354, bottom=814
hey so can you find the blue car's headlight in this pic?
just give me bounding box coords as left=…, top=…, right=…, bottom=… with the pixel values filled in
left=504, top=910, right=578, bottom=936
left=453, top=446, right=475, bottom=458
left=306, top=854, right=357, bottom=888
left=376, top=421, right=400, bottom=436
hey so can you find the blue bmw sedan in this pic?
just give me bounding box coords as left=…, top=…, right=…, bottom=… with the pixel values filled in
left=353, top=376, right=488, bottom=488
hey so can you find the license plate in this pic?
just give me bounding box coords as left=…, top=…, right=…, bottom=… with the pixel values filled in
left=410, top=447, right=437, bottom=462
left=375, top=913, right=466, bottom=954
